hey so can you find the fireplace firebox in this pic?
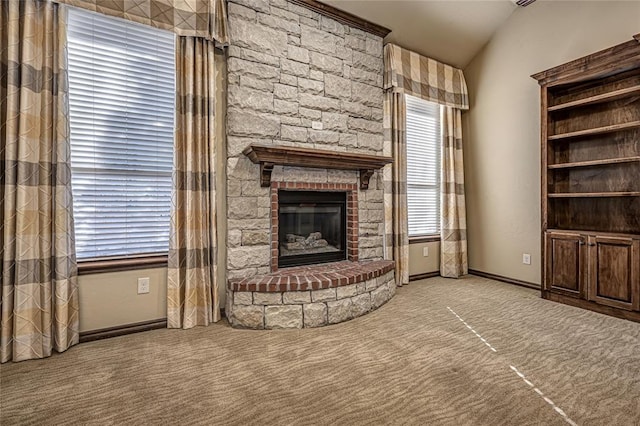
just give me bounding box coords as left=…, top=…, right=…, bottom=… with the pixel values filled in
left=278, top=190, right=347, bottom=268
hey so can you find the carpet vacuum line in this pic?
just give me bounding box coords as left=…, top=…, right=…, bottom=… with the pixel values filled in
left=446, top=306, right=578, bottom=426
left=446, top=306, right=497, bottom=352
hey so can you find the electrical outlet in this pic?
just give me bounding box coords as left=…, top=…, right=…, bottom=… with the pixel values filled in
left=423, top=247, right=429, bottom=257
left=522, top=253, right=531, bottom=265
left=137, top=277, right=150, bottom=294
left=311, top=121, right=323, bottom=130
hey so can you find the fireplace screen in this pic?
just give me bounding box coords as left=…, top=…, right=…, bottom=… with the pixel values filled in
left=278, top=190, right=346, bottom=268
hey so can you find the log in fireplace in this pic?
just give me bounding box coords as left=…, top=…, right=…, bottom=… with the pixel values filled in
left=278, top=190, right=347, bottom=268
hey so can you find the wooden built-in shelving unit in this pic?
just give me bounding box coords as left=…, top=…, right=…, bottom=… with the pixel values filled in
left=532, top=34, right=640, bottom=322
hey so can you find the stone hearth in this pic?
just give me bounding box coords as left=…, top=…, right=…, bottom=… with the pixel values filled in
left=226, top=260, right=395, bottom=329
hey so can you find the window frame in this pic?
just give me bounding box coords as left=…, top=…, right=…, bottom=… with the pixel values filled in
left=405, top=94, right=442, bottom=240
left=77, top=255, right=169, bottom=275
left=67, top=7, right=175, bottom=272
left=409, top=235, right=441, bottom=244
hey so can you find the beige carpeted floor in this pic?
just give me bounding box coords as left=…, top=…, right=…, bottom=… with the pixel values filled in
left=2, top=276, right=640, bottom=425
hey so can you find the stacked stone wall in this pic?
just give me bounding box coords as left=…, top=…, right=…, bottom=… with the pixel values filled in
left=226, top=0, right=385, bottom=279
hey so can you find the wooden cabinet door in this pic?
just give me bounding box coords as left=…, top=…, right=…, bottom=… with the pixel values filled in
left=545, top=232, right=586, bottom=298
left=587, top=236, right=640, bottom=311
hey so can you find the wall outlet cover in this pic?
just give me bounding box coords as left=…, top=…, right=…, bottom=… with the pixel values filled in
left=522, top=253, right=531, bottom=265
left=137, top=277, right=150, bottom=294
left=311, top=121, right=323, bottom=130
left=423, top=247, right=429, bottom=257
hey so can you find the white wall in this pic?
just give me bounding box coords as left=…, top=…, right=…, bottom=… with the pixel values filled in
left=79, top=268, right=167, bottom=332
left=463, top=0, right=640, bottom=284
left=409, top=241, right=440, bottom=277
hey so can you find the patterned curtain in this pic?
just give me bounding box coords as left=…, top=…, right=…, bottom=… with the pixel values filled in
left=384, top=43, right=469, bottom=279
left=383, top=43, right=469, bottom=110
left=383, top=92, right=409, bottom=286
left=53, top=0, right=229, bottom=45
left=441, top=107, right=468, bottom=278
left=167, top=36, right=219, bottom=329
left=1, top=0, right=79, bottom=362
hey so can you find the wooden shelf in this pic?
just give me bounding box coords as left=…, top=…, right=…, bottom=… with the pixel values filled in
left=548, top=121, right=640, bottom=141
left=548, top=192, right=640, bottom=198
left=548, top=156, right=640, bottom=169
left=548, top=86, right=640, bottom=111
left=243, top=144, right=393, bottom=189
left=547, top=229, right=640, bottom=239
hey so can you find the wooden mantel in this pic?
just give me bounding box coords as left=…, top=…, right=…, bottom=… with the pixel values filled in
left=242, top=144, right=393, bottom=190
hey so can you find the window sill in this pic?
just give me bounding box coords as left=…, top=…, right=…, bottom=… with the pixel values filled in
left=77, top=255, right=168, bottom=275
left=409, top=235, right=441, bottom=244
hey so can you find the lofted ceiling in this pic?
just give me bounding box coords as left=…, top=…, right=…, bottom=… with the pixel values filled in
left=324, top=0, right=518, bottom=68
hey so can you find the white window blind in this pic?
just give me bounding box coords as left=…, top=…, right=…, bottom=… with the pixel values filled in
left=405, top=95, right=441, bottom=237
left=67, top=8, right=175, bottom=259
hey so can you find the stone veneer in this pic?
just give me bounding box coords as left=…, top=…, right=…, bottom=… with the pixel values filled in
left=226, top=260, right=395, bottom=329
left=225, top=0, right=386, bottom=282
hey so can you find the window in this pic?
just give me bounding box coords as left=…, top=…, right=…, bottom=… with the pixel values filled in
left=405, top=95, right=441, bottom=237
left=67, top=8, right=175, bottom=260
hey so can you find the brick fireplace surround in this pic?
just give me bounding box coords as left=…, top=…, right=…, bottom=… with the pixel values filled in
left=270, top=181, right=359, bottom=271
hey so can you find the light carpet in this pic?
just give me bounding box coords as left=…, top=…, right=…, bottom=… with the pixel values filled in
left=1, top=275, right=639, bottom=425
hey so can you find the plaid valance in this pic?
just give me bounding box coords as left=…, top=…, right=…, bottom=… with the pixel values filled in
left=54, top=0, right=229, bottom=44
left=384, top=43, right=469, bottom=110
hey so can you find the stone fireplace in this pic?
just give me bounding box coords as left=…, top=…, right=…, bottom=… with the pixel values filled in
left=224, top=0, right=395, bottom=329
left=225, top=151, right=395, bottom=329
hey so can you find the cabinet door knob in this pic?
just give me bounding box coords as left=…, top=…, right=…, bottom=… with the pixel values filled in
left=579, top=241, right=585, bottom=245
left=588, top=243, right=596, bottom=246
